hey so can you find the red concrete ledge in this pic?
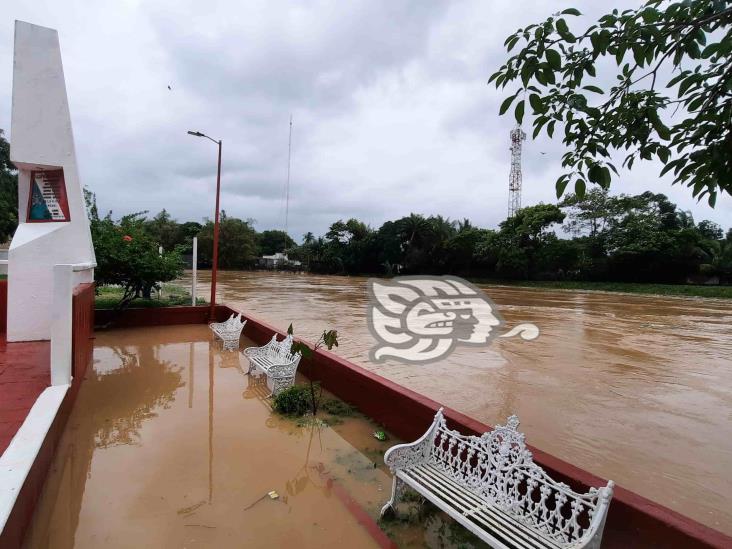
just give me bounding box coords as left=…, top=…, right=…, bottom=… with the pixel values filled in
left=98, top=305, right=732, bottom=548
left=95, top=305, right=211, bottom=328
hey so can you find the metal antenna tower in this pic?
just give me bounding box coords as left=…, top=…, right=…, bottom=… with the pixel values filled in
left=508, top=124, right=526, bottom=218
left=285, top=114, right=293, bottom=241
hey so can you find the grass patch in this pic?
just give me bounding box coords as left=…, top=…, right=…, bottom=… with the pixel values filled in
left=469, top=279, right=732, bottom=299
left=95, top=283, right=206, bottom=310
left=321, top=398, right=356, bottom=417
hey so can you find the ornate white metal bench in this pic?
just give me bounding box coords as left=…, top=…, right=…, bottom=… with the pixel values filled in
left=242, top=334, right=302, bottom=396
left=209, top=313, right=247, bottom=351
left=381, top=409, right=614, bottom=549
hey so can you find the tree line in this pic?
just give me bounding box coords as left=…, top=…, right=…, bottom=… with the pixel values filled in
left=289, top=190, right=731, bottom=284
left=89, top=188, right=731, bottom=285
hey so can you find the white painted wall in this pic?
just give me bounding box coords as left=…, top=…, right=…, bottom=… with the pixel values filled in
left=7, top=21, right=95, bottom=342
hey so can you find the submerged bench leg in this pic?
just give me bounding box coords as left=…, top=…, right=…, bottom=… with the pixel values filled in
left=380, top=476, right=407, bottom=518
left=270, top=375, right=295, bottom=397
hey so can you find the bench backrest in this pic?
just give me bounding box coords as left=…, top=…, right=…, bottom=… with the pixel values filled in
left=266, top=334, right=298, bottom=362
left=223, top=313, right=244, bottom=329
left=426, top=411, right=611, bottom=547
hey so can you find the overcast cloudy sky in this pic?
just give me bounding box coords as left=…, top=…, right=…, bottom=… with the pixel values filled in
left=1, top=1, right=730, bottom=241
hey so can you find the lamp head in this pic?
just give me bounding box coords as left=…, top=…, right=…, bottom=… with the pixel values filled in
left=187, top=130, right=205, bottom=137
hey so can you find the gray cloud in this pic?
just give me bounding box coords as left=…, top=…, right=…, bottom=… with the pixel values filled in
left=0, top=0, right=729, bottom=244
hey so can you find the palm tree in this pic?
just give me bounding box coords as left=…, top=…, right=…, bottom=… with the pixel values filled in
left=397, top=213, right=432, bottom=247
left=457, top=218, right=473, bottom=233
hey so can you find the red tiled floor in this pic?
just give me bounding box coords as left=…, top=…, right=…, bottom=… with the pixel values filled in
left=0, top=333, right=50, bottom=455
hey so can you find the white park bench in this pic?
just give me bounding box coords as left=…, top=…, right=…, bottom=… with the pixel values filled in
left=209, top=313, right=247, bottom=351
left=242, top=334, right=302, bottom=396
left=381, top=409, right=614, bottom=549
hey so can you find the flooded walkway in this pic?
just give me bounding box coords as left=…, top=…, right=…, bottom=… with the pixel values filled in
left=0, top=335, right=49, bottom=455
left=23, top=325, right=399, bottom=549
left=179, top=270, right=732, bottom=536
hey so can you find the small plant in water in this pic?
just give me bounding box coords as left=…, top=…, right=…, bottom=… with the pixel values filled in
left=373, top=430, right=388, bottom=442
left=272, top=385, right=311, bottom=416
left=287, top=324, right=338, bottom=416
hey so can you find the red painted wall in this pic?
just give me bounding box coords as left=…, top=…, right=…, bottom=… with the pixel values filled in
left=0, top=279, right=7, bottom=333
left=71, top=283, right=95, bottom=382
left=95, top=305, right=211, bottom=328
left=90, top=304, right=732, bottom=548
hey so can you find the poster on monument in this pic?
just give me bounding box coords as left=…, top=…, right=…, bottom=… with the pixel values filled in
left=26, top=169, right=71, bottom=222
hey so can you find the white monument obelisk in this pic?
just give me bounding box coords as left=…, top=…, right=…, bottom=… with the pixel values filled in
left=7, top=21, right=95, bottom=342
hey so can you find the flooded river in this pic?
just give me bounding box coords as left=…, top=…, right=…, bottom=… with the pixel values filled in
left=178, top=270, right=732, bottom=535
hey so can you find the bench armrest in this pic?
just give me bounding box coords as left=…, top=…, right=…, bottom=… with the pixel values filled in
left=384, top=408, right=444, bottom=472
left=269, top=361, right=298, bottom=378
left=243, top=335, right=277, bottom=357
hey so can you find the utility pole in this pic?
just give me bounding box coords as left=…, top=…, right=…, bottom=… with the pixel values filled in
left=284, top=114, right=292, bottom=247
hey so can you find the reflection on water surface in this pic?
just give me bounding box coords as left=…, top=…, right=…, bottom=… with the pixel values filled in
left=23, top=325, right=484, bottom=548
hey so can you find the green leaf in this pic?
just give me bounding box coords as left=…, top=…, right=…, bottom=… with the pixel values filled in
left=582, top=85, right=603, bottom=94
left=532, top=117, right=548, bottom=138
left=546, top=49, right=561, bottom=70
left=666, top=71, right=687, bottom=88
left=588, top=164, right=602, bottom=184
left=633, top=45, right=646, bottom=67
left=615, top=45, right=627, bottom=65
left=648, top=110, right=671, bottom=140
left=556, top=18, right=569, bottom=36
left=574, top=179, right=586, bottom=199
left=529, top=93, right=543, bottom=113
left=499, top=93, right=517, bottom=115
left=657, top=147, right=670, bottom=164
left=287, top=323, right=294, bottom=335
left=598, top=30, right=611, bottom=51
left=600, top=166, right=611, bottom=189
left=701, top=43, right=719, bottom=59
left=561, top=8, right=581, bottom=16
left=521, top=63, right=534, bottom=86
left=543, top=67, right=556, bottom=85
left=515, top=100, right=525, bottom=124
left=555, top=175, right=569, bottom=198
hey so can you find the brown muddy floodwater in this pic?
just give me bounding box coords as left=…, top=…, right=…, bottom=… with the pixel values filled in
left=24, top=325, right=480, bottom=549
left=178, top=270, right=732, bottom=536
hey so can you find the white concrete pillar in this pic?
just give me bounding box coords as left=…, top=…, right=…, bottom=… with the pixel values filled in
left=50, top=264, right=73, bottom=385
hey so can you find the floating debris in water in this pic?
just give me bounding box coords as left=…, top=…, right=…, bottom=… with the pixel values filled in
left=373, top=430, right=387, bottom=441
left=244, top=490, right=283, bottom=511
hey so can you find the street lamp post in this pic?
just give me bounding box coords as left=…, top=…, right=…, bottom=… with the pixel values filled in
left=188, top=130, right=222, bottom=321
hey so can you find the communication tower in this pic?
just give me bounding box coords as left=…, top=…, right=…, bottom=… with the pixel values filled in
left=508, top=125, right=526, bottom=218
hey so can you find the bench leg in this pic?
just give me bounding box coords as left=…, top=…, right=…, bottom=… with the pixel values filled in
left=270, top=376, right=294, bottom=397
left=380, top=476, right=406, bottom=518
left=222, top=338, right=239, bottom=351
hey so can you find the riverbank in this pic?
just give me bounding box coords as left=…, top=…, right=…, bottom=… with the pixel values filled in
left=94, top=284, right=204, bottom=309
left=467, top=278, right=732, bottom=299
